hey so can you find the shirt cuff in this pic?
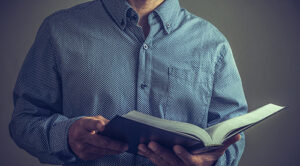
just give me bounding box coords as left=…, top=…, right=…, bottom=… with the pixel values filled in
left=49, top=115, right=84, bottom=163
left=213, top=153, right=226, bottom=166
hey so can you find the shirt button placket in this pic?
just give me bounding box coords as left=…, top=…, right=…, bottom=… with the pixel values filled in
left=141, top=43, right=149, bottom=90
left=136, top=42, right=151, bottom=114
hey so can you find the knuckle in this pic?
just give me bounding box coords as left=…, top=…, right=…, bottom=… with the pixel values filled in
left=96, top=116, right=109, bottom=124
left=211, top=151, right=225, bottom=158
left=87, top=135, right=94, bottom=144
left=69, top=123, right=80, bottom=138
left=76, top=143, right=84, bottom=151
left=150, top=157, right=158, bottom=165
left=143, top=149, right=150, bottom=156
left=68, top=129, right=76, bottom=138
left=114, top=142, right=125, bottom=150
left=78, top=119, right=85, bottom=126
left=95, top=115, right=104, bottom=119
left=101, top=149, right=111, bottom=155
left=202, top=155, right=217, bottom=163
left=101, top=138, right=111, bottom=147
left=72, top=129, right=80, bottom=138
left=150, top=157, right=165, bottom=166
left=216, top=152, right=225, bottom=158
left=156, top=148, right=164, bottom=154
left=78, top=153, right=86, bottom=160
left=75, top=144, right=82, bottom=151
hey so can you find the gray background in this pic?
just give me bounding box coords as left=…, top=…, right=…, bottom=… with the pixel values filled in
left=1, top=0, right=299, bottom=165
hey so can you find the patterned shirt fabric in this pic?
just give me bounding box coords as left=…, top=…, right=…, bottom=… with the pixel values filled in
left=9, top=0, right=248, bottom=165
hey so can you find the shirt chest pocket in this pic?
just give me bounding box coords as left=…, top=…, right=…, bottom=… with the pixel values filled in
left=164, top=66, right=213, bottom=127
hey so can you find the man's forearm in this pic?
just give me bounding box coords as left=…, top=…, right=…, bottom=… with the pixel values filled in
left=9, top=109, right=80, bottom=164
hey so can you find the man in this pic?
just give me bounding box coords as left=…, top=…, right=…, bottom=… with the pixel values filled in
left=9, top=0, right=247, bottom=165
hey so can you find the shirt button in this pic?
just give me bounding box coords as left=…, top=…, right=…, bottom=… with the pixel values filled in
left=140, top=83, right=148, bottom=89
left=120, top=19, right=125, bottom=26
left=166, top=23, right=171, bottom=28
left=143, top=44, right=149, bottom=50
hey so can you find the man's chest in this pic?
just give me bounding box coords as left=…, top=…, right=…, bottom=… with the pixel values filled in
left=53, top=21, right=217, bottom=128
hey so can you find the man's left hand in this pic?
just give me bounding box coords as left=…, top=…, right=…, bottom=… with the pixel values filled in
left=138, top=134, right=241, bottom=166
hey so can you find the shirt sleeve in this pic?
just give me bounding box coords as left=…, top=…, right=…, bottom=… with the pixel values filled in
left=9, top=17, right=80, bottom=164
left=208, top=41, right=248, bottom=166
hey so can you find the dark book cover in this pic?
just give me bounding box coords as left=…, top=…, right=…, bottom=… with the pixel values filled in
left=100, top=116, right=218, bottom=154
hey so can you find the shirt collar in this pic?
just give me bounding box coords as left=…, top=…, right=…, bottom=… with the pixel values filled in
left=101, top=0, right=131, bottom=30
left=154, top=0, right=181, bottom=34
left=101, top=0, right=181, bottom=34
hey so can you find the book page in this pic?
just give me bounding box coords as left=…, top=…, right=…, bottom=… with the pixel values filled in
left=205, top=103, right=285, bottom=144
left=124, top=111, right=213, bottom=144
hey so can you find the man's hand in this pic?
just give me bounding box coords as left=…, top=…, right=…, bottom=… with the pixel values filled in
left=138, top=134, right=241, bottom=166
left=68, top=116, right=128, bottom=160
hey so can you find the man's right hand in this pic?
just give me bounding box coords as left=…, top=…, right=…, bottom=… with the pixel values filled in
left=68, top=116, right=128, bottom=160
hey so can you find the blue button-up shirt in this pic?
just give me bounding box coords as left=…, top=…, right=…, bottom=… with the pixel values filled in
left=9, top=0, right=247, bottom=165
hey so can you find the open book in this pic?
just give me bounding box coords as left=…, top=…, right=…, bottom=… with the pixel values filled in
left=101, top=104, right=285, bottom=154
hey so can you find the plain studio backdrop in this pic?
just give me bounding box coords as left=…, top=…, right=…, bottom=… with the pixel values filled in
left=0, top=0, right=299, bottom=165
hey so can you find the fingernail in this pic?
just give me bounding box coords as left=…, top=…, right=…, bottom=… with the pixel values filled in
left=174, top=146, right=182, bottom=154
left=148, top=142, right=157, bottom=152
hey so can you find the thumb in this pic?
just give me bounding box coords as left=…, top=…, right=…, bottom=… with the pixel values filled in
left=81, top=118, right=106, bottom=132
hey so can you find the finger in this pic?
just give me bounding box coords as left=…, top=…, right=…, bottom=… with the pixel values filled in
left=199, top=147, right=226, bottom=160
left=138, top=144, right=168, bottom=166
left=173, top=145, right=195, bottom=166
left=138, top=144, right=152, bottom=157
left=189, top=135, right=242, bottom=156
left=81, top=117, right=106, bottom=132
left=199, top=134, right=241, bottom=156
left=198, top=136, right=242, bottom=161
left=208, top=147, right=226, bottom=156
left=78, top=144, right=122, bottom=160
left=93, top=115, right=110, bottom=124
left=87, top=144, right=123, bottom=155
left=223, top=134, right=241, bottom=147
left=148, top=142, right=182, bottom=165
left=87, top=133, right=128, bottom=152
left=209, top=134, right=242, bottom=157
